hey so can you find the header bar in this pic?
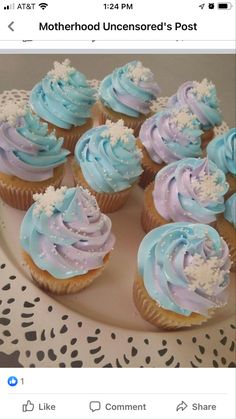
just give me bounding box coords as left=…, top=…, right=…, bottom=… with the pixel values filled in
left=0, top=0, right=235, bottom=50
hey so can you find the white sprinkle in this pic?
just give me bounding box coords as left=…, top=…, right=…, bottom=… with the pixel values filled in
left=136, top=148, right=143, bottom=160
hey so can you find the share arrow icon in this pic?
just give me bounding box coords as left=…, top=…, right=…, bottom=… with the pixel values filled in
left=176, top=401, right=188, bottom=412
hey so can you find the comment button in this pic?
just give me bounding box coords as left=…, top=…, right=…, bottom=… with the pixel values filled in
left=89, top=401, right=101, bottom=412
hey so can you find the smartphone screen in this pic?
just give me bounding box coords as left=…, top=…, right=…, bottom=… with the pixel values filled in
left=0, top=1, right=235, bottom=418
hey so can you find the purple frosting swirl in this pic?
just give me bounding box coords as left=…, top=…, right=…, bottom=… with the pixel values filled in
left=0, top=112, right=69, bottom=181
left=139, top=108, right=203, bottom=164
left=153, top=158, right=228, bottom=224
left=168, top=80, right=222, bottom=129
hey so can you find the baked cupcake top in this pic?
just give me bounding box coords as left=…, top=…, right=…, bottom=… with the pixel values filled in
left=207, top=128, right=236, bottom=176
left=99, top=61, right=160, bottom=118
left=75, top=120, right=143, bottom=193
left=30, top=59, right=96, bottom=129
left=139, top=106, right=203, bottom=164
left=224, top=193, right=236, bottom=228
left=138, top=222, right=231, bottom=316
left=153, top=157, right=228, bottom=224
left=0, top=101, right=69, bottom=181
left=20, top=186, right=115, bottom=279
left=168, top=79, right=222, bottom=129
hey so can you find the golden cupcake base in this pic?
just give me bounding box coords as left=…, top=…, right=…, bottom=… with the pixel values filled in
left=225, top=173, right=236, bottom=199
left=201, top=128, right=215, bottom=150
left=23, top=251, right=111, bottom=295
left=45, top=118, right=93, bottom=154
left=137, top=139, right=165, bottom=189
left=133, top=274, right=212, bottom=330
left=216, top=215, right=236, bottom=272
left=141, top=181, right=217, bottom=233
left=0, top=165, right=65, bottom=211
left=98, top=102, right=149, bottom=137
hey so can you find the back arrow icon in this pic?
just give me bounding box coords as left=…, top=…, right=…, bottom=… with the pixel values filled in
left=8, top=21, right=14, bottom=31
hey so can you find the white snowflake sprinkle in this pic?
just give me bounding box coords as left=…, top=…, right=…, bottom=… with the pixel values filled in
left=0, top=100, right=27, bottom=125
left=170, top=106, right=198, bottom=129
left=88, top=79, right=100, bottom=100
left=101, top=120, right=134, bottom=145
left=191, top=78, right=215, bottom=101
left=191, top=172, right=225, bottom=202
left=33, top=186, right=67, bottom=217
left=126, top=61, right=153, bottom=84
left=184, top=254, right=228, bottom=295
left=47, top=59, right=75, bottom=81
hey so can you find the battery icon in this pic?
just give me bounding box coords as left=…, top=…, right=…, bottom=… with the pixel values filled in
left=218, top=2, right=232, bottom=8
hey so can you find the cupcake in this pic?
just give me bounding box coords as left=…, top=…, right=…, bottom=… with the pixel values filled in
left=217, top=194, right=236, bottom=272
left=30, top=59, right=96, bottom=153
left=207, top=128, right=236, bottom=198
left=98, top=61, right=161, bottom=136
left=0, top=100, right=69, bottom=210
left=71, top=120, right=143, bottom=213
left=141, top=157, right=228, bottom=233
left=134, top=222, right=231, bottom=329
left=20, top=186, right=115, bottom=294
left=138, top=106, right=203, bottom=188
left=168, top=79, right=222, bottom=148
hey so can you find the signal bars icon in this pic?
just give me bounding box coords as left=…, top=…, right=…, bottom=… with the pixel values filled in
left=4, top=3, right=15, bottom=9
left=39, top=2, right=48, bottom=9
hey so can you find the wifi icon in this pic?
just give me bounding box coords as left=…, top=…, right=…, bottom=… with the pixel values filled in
left=39, top=2, right=48, bottom=9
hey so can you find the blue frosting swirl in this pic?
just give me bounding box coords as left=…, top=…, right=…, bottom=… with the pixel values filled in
left=207, top=128, right=236, bottom=175
left=30, top=61, right=96, bottom=129
left=20, top=187, right=115, bottom=279
left=99, top=61, right=160, bottom=117
left=138, top=222, right=230, bottom=316
left=74, top=124, right=143, bottom=193
left=224, top=193, right=236, bottom=228
left=0, top=111, right=69, bottom=181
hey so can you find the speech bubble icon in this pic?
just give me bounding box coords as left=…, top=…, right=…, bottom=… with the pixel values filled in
left=89, top=401, right=101, bottom=412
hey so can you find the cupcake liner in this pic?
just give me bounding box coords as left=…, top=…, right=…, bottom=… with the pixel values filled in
left=98, top=102, right=147, bottom=137
left=71, top=159, right=132, bottom=213
left=45, top=118, right=93, bottom=154
left=201, top=128, right=214, bottom=150
left=141, top=182, right=166, bottom=233
left=0, top=165, right=65, bottom=211
left=133, top=274, right=211, bottom=330
left=23, top=251, right=110, bottom=295
left=216, top=215, right=236, bottom=272
left=225, top=173, right=236, bottom=199
left=141, top=181, right=217, bottom=233
left=137, top=140, right=166, bottom=189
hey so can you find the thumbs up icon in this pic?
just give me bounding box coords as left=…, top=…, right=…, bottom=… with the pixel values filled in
left=22, top=401, right=34, bottom=412
left=7, top=376, right=18, bottom=387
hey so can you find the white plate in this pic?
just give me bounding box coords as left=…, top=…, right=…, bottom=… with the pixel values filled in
left=0, top=91, right=235, bottom=368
